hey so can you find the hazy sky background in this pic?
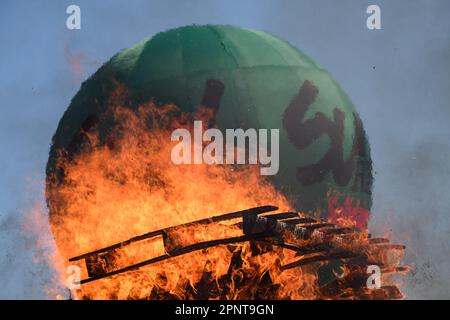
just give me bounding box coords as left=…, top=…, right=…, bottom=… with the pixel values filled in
left=0, top=0, right=449, bottom=299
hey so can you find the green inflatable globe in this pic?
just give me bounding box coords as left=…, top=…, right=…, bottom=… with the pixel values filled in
left=47, top=25, right=372, bottom=226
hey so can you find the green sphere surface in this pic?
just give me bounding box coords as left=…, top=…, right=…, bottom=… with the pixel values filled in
left=47, top=25, right=373, bottom=222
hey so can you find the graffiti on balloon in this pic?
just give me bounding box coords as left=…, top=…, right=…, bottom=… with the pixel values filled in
left=283, top=80, right=372, bottom=193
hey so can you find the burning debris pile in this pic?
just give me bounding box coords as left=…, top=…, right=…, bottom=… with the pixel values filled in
left=68, top=205, right=406, bottom=300
left=45, top=89, right=406, bottom=299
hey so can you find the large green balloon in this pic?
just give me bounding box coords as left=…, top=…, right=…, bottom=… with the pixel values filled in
left=47, top=25, right=372, bottom=222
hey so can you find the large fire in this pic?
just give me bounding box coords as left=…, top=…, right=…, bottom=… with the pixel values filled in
left=45, top=85, right=407, bottom=300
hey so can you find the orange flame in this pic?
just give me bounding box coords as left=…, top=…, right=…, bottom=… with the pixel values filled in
left=44, top=86, right=406, bottom=299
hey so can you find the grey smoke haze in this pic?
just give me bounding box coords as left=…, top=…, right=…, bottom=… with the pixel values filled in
left=0, top=0, right=449, bottom=298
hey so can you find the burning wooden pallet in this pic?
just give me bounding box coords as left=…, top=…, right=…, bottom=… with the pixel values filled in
left=69, top=206, right=406, bottom=299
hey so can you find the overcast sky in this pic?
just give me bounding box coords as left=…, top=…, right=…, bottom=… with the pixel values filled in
left=0, top=0, right=449, bottom=299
